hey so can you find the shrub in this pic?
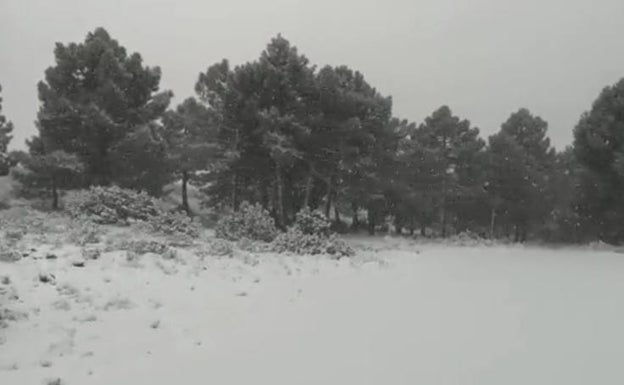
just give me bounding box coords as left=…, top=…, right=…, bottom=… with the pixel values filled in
left=294, top=207, right=331, bottom=236
left=272, top=228, right=354, bottom=257
left=206, top=238, right=234, bottom=257
left=269, top=207, right=354, bottom=257
left=215, top=202, right=277, bottom=242
left=236, top=237, right=274, bottom=253
left=0, top=246, right=21, bottom=262
left=118, top=239, right=169, bottom=255
left=67, top=220, right=102, bottom=246
left=65, top=186, right=159, bottom=225
left=148, top=210, right=200, bottom=238
left=4, top=228, right=25, bottom=243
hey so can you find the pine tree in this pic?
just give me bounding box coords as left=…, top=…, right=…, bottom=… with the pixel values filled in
left=573, top=78, right=624, bottom=242
left=0, top=84, right=14, bottom=175
left=414, top=106, right=485, bottom=237
left=163, top=98, right=219, bottom=213
left=12, top=136, right=83, bottom=209
left=486, top=109, right=555, bottom=241
left=35, top=28, right=172, bottom=191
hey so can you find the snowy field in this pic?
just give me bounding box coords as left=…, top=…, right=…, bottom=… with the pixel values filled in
left=2, top=238, right=624, bottom=385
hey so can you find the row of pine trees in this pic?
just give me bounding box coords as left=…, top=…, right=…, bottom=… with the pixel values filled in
left=1, top=28, right=623, bottom=243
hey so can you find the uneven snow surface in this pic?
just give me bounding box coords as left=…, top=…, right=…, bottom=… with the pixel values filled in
left=2, top=242, right=624, bottom=385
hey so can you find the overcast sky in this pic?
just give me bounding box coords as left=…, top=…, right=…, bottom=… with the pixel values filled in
left=2, top=0, right=624, bottom=150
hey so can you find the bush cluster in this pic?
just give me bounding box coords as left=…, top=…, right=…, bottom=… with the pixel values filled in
left=67, top=219, right=102, bottom=246
left=294, top=207, right=331, bottom=236
left=65, top=186, right=159, bottom=225
left=148, top=210, right=200, bottom=238
left=271, top=208, right=354, bottom=257
left=65, top=186, right=200, bottom=238
left=215, top=202, right=278, bottom=242
left=0, top=246, right=21, bottom=262
left=272, top=228, right=354, bottom=257
left=118, top=239, right=169, bottom=255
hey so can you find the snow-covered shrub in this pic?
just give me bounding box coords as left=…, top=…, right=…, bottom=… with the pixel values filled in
left=4, top=227, right=25, bottom=243
left=118, top=239, right=169, bottom=255
left=272, top=228, right=354, bottom=257
left=270, top=207, right=354, bottom=257
left=215, top=202, right=277, bottom=242
left=148, top=210, right=200, bottom=238
left=0, top=246, right=21, bottom=262
left=447, top=230, right=490, bottom=246
left=294, top=207, right=331, bottom=236
left=236, top=237, right=274, bottom=253
left=65, top=186, right=159, bottom=225
left=206, top=238, right=234, bottom=257
left=67, top=219, right=102, bottom=246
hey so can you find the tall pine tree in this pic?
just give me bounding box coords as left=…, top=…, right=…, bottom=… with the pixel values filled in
left=0, top=84, right=14, bottom=175
left=34, top=28, right=172, bottom=191
left=573, top=78, right=624, bottom=242
left=486, top=109, right=555, bottom=241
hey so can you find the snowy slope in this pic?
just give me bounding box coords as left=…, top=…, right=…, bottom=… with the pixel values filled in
left=2, top=242, right=624, bottom=385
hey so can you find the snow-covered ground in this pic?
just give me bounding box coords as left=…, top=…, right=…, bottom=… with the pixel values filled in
left=2, top=238, right=624, bottom=385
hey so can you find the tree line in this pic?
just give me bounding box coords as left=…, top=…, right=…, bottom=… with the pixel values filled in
left=1, top=28, right=623, bottom=243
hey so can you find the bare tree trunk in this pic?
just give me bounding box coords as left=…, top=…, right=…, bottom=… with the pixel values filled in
left=441, top=203, right=447, bottom=238
left=441, top=135, right=449, bottom=238
left=181, top=171, right=190, bottom=214
left=489, top=208, right=496, bottom=239
left=351, top=203, right=359, bottom=230
left=231, top=172, right=239, bottom=211
left=51, top=176, right=59, bottom=210
left=260, top=181, right=269, bottom=210
left=275, top=164, right=286, bottom=228
left=520, top=224, right=528, bottom=243
left=420, top=223, right=426, bottom=237
left=334, top=206, right=340, bottom=223
left=324, top=179, right=333, bottom=219
left=231, top=128, right=241, bottom=211
left=367, top=208, right=375, bottom=235
left=303, top=168, right=314, bottom=208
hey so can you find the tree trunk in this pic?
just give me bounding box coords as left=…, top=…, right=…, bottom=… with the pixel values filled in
left=260, top=181, right=269, bottom=210
left=441, top=204, right=447, bottom=238
left=51, top=176, right=59, bottom=210
left=441, top=136, right=448, bottom=238
left=351, top=203, right=359, bottom=230
left=324, top=179, right=333, bottom=219
left=489, top=208, right=496, bottom=239
left=231, top=172, right=239, bottom=211
left=232, top=128, right=240, bottom=211
left=367, top=209, right=375, bottom=235
left=409, top=217, right=414, bottom=236
left=520, top=224, right=528, bottom=243
left=334, top=206, right=340, bottom=223
left=420, top=223, right=426, bottom=237
left=303, top=168, right=314, bottom=208
left=275, top=164, right=286, bottom=228
left=394, top=215, right=402, bottom=235
left=181, top=171, right=190, bottom=215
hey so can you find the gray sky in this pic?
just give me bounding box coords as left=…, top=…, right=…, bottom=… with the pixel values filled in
left=2, top=0, right=624, bottom=151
